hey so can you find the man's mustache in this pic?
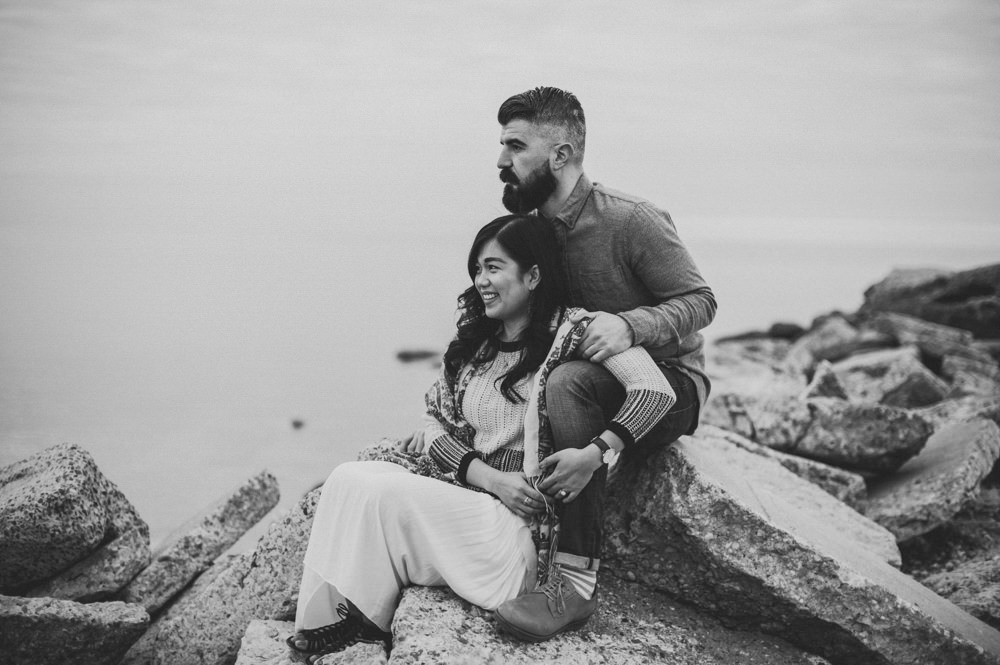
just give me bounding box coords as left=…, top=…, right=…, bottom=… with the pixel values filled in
left=499, top=168, right=519, bottom=185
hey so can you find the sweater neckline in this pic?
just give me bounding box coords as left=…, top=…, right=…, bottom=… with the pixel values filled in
left=498, top=338, right=524, bottom=352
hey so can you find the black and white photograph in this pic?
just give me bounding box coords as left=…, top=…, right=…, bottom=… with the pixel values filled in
left=1, top=2, right=999, bottom=663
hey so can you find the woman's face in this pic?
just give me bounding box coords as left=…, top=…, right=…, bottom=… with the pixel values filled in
left=473, top=238, right=539, bottom=338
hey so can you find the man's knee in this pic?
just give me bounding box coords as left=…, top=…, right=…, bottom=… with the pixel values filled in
left=547, top=360, right=624, bottom=408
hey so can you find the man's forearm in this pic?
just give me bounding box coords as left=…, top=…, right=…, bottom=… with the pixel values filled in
left=618, top=286, right=717, bottom=349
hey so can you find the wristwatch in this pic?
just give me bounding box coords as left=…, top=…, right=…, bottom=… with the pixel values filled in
left=590, top=435, right=618, bottom=466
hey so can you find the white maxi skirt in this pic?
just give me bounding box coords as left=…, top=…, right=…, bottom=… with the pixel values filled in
left=295, top=461, right=536, bottom=633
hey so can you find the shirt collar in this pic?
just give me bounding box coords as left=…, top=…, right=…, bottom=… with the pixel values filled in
left=547, top=173, right=593, bottom=229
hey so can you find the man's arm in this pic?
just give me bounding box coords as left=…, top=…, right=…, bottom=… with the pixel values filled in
left=615, top=203, right=716, bottom=350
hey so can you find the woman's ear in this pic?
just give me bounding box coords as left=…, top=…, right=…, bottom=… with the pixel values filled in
left=527, top=265, right=541, bottom=290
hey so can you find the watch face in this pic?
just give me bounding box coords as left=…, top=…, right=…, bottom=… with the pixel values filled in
left=603, top=449, right=618, bottom=466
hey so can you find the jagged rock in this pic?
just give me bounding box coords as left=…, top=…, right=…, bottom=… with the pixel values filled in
left=706, top=393, right=932, bottom=475
left=702, top=392, right=813, bottom=451
left=691, top=425, right=867, bottom=512
left=923, top=555, right=1000, bottom=630
left=917, top=394, right=1000, bottom=430
left=233, top=620, right=386, bottom=665
left=705, top=338, right=803, bottom=391
left=0, top=594, right=149, bottom=665
left=140, top=488, right=319, bottom=665
left=0, top=442, right=150, bottom=599
left=603, top=437, right=1000, bottom=665
left=866, top=419, right=1000, bottom=542
left=943, top=354, right=1000, bottom=399
left=859, top=263, right=1000, bottom=338
left=120, top=470, right=280, bottom=615
left=389, top=583, right=828, bottom=665
left=860, top=267, right=953, bottom=303
left=802, top=360, right=849, bottom=400
left=784, top=314, right=860, bottom=372
left=793, top=398, right=932, bottom=474
left=784, top=315, right=894, bottom=372
left=120, top=553, right=240, bottom=665
left=982, top=339, right=1000, bottom=363
left=830, top=345, right=949, bottom=407
left=868, top=312, right=996, bottom=364
left=615, top=431, right=897, bottom=565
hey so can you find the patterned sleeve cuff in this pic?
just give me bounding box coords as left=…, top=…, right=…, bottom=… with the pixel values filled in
left=606, top=421, right=634, bottom=448
left=456, top=451, right=482, bottom=485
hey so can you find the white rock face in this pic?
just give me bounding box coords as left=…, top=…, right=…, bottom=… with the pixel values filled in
left=867, top=418, right=1000, bottom=541
left=603, top=437, right=1000, bottom=665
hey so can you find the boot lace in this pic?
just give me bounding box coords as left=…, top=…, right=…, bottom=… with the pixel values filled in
left=539, top=564, right=567, bottom=615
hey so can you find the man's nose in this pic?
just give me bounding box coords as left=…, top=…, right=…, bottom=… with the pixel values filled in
left=497, top=149, right=511, bottom=170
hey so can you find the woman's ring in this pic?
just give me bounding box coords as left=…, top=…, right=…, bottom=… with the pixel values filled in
left=557, top=490, right=568, bottom=498
left=522, top=497, right=530, bottom=506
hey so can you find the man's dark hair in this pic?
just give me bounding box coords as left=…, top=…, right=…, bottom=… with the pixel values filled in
left=498, top=86, right=586, bottom=159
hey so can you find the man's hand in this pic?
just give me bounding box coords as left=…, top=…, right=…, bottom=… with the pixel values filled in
left=537, top=447, right=603, bottom=503
left=569, top=310, right=634, bottom=362
left=395, top=430, right=426, bottom=454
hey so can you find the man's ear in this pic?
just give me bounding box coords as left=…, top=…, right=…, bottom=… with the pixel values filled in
left=550, top=142, right=574, bottom=171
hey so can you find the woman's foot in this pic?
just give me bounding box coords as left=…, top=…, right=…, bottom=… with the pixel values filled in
left=286, top=603, right=390, bottom=656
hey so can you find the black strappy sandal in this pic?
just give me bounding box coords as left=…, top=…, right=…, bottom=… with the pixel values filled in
left=286, top=603, right=390, bottom=656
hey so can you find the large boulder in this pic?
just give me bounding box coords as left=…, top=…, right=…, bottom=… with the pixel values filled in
left=917, top=394, right=1000, bottom=430
left=859, top=263, right=1000, bottom=339
left=141, top=488, right=320, bottom=665
left=793, top=398, right=932, bottom=474
left=868, top=312, right=996, bottom=364
left=120, top=553, right=239, bottom=665
left=923, top=556, right=1000, bottom=631
left=0, top=594, right=148, bottom=665
left=120, top=470, right=280, bottom=615
left=942, top=353, right=1000, bottom=399
left=705, top=393, right=933, bottom=475
left=866, top=419, right=1000, bottom=542
left=0, top=442, right=150, bottom=600
left=830, top=345, right=949, bottom=408
left=389, top=581, right=828, bottom=665
left=603, top=437, right=1000, bottom=664
left=802, top=360, right=849, bottom=400
left=688, top=425, right=868, bottom=512
left=784, top=314, right=861, bottom=372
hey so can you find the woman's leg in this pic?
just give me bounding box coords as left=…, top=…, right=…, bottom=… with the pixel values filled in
left=296, top=461, right=535, bottom=634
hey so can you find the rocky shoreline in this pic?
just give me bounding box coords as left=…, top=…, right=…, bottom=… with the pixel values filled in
left=2, top=263, right=999, bottom=664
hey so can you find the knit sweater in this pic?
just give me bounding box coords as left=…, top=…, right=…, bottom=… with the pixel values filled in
left=426, top=339, right=674, bottom=477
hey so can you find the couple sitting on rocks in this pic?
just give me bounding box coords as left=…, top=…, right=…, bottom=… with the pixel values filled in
left=286, top=86, right=716, bottom=662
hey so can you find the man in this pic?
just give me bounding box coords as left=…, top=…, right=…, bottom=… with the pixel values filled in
left=492, top=86, right=717, bottom=642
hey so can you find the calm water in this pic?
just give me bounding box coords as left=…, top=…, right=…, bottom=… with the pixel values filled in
left=2, top=1, right=999, bottom=549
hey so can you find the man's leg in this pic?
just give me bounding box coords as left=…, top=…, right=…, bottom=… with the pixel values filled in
left=545, top=360, right=700, bottom=559
left=544, top=360, right=624, bottom=566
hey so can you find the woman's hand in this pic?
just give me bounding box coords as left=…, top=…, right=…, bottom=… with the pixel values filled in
left=538, top=447, right=603, bottom=503
left=394, top=430, right=426, bottom=453
left=493, top=471, right=547, bottom=519
left=469, top=466, right=545, bottom=519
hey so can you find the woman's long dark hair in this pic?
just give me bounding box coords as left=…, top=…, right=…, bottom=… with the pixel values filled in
left=443, top=214, right=568, bottom=403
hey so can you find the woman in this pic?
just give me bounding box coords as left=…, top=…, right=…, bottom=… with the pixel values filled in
left=287, top=215, right=675, bottom=661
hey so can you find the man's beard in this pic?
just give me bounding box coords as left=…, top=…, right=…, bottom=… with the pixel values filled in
left=500, top=162, right=558, bottom=214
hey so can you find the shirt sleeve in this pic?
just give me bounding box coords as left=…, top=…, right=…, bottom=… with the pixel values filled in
left=424, top=412, right=479, bottom=478
left=600, top=346, right=676, bottom=446
left=616, top=202, right=717, bottom=348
